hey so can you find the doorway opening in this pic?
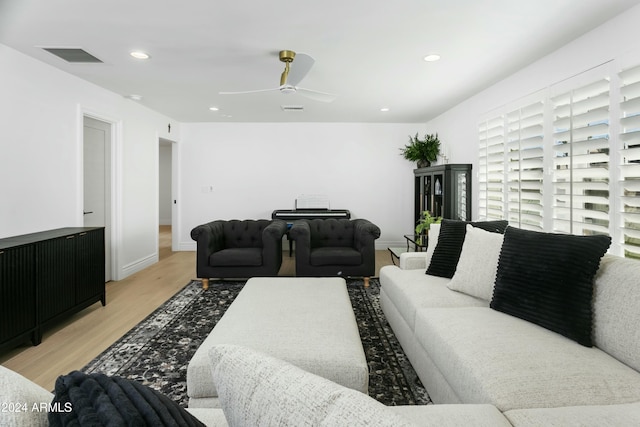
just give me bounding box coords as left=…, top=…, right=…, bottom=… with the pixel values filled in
left=159, top=138, right=176, bottom=260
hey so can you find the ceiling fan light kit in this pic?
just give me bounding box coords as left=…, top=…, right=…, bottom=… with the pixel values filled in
left=219, top=49, right=337, bottom=103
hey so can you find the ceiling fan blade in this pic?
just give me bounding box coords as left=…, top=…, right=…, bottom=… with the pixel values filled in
left=219, top=87, right=279, bottom=95
left=296, top=87, right=338, bottom=103
left=286, top=53, right=315, bottom=86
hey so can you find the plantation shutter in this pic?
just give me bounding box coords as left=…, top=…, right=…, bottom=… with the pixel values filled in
left=551, top=78, right=610, bottom=236
left=506, top=101, right=545, bottom=230
left=478, top=121, right=489, bottom=219
left=478, top=116, right=505, bottom=220
left=619, top=64, right=640, bottom=259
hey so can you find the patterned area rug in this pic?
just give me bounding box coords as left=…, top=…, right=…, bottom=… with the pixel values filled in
left=82, top=278, right=431, bottom=408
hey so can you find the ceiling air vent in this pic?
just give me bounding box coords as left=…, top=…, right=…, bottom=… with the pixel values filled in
left=281, top=105, right=304, bottom=112
left=42, top=47, right=103, bottom=63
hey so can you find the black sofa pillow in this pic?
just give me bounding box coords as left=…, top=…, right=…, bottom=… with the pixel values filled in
left=426, top=219, right=508, bottom=278
left=49, top=371, right=205, bottom=427
left=490, top=227, right=611, bottom=347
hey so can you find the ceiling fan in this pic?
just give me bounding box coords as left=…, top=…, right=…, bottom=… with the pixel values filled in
left=219, top=50, right=337, bottom=102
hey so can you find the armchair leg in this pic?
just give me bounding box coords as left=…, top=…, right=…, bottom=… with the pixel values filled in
left=201, top=278, right=209, bottom=291
left=364, top=277, right=370, bottom=288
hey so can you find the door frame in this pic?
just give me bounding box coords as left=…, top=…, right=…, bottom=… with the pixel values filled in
left=77, top=106, right=122, bottom=281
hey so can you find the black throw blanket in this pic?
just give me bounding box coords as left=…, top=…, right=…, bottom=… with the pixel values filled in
left=49, top=371, right=205, bottom=427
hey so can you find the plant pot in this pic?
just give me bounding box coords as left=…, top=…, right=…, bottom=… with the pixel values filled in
left=417, top=160, right=431, bottom=169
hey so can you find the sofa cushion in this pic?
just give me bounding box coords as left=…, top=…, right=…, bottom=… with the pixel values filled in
left=426, top=219, right=508, bottom=278
left=379, top=265, right=487, bottom=331
left=390, top=404, right=512, bottom=427
left=504, top=402, right=640, bottom=427
left=210, top=248, right=262, bottom=267
left=310, top=247, right=362, bottom=266
left=490, top=227, right=611, bottom=346
left=49, top=371, right=205, bottom=427
left=447, top=225, right=504, bottom=301
left=593, top=254, right=640, bottom=372
left=0, top=365, right=53, bottom=427
left=209, top=344, right=416, bottom=427
left=414, top=307, right=640, bottom=411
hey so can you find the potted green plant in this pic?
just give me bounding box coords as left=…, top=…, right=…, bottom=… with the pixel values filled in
left=415, top=211, right=441, bottom=245
left=400, top=133, right=441, bottom=168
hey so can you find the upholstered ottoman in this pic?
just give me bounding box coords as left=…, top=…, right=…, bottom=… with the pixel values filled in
left=186, top=277, right=369, bottom=408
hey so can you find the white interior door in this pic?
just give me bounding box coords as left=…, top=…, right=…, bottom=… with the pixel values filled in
left=83, top=116, right=111, bottom=281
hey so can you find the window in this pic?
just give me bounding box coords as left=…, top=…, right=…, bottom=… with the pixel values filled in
left=478, top=116, right=505, bottom=220
left=506, top=101, right=545, bottom=230
left=551, top=78, right=610, bottom=236
left=619, top=64, right=640, bottom=259
left=477, top=59, right=640, bottom=258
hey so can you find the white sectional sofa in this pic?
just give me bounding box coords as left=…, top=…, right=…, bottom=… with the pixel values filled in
left=380, top=222, right=640, bottom=425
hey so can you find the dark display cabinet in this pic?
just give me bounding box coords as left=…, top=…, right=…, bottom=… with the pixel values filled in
left=414, top=164, right=472, bottom=225
left=0, top=227, right=105, bottom=351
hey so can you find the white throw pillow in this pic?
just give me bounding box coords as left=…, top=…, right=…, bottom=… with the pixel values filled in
left=0, top=365, right=53, bottom=427
left=208, top=344, right=416, bottom=427
left=447, top=224, right=504, bottom=301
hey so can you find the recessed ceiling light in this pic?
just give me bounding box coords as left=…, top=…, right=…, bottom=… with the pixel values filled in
left=209, top=106, right=220, bottom=111
left=380, top=107, right=390, bottom=112
left=424, top=54, right=441, bottom=62
left=130, top=51, right=150, bottom=60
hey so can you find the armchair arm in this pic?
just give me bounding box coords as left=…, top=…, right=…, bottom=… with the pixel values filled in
left=353, top=219, right=381, bottom=270
left=289, top=221, right=311, bottom=263
left=262, top=219, right=287, bottom=242
left=353, top=219, right=381, bottom=251
left=261, top=219, right=287, bottom=272
left=191, top=221, right=226, bottom=273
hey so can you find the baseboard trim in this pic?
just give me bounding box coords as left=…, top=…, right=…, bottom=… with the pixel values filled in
left=120, top=253, right=158, bottom=279
left=178, top=242, right=197, bottom=251
left=375, top=240, right=406, bottom=251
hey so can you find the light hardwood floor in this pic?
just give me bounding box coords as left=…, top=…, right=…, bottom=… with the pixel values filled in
left=0, top=226, right=394, bottom=390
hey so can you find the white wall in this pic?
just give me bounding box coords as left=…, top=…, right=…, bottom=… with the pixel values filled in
left=0, top=44, right=179, bottom=280
left=425, top=4, right=640, bottom=220
left=177, top=122, right=424, bottom=250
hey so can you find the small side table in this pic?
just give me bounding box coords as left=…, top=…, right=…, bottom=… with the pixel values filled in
left=404, top=234, right=428, bottom=252
left=388, top=234, right=429, bottom=265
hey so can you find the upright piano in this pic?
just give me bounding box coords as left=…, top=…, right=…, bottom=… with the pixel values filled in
left=271, top=209, right=351, bottom=255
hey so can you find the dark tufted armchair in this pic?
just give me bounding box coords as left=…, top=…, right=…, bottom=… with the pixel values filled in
left=289, top=218, right=381, bottom=287
left=191, top=219, right=287, bottom=290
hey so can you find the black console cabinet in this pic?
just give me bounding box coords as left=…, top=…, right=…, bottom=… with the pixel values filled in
left=0, top=227, right=105, bottom=352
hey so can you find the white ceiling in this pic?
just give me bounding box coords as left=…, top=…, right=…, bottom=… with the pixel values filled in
left=1, top=0, right=639, bottom=123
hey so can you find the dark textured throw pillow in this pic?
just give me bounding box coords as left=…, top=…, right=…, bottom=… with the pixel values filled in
left=49, top=371, right=205, bottom=427
left=426, top=219, right=508, bottom=278
left=490, top=227, right=611, bottom=347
